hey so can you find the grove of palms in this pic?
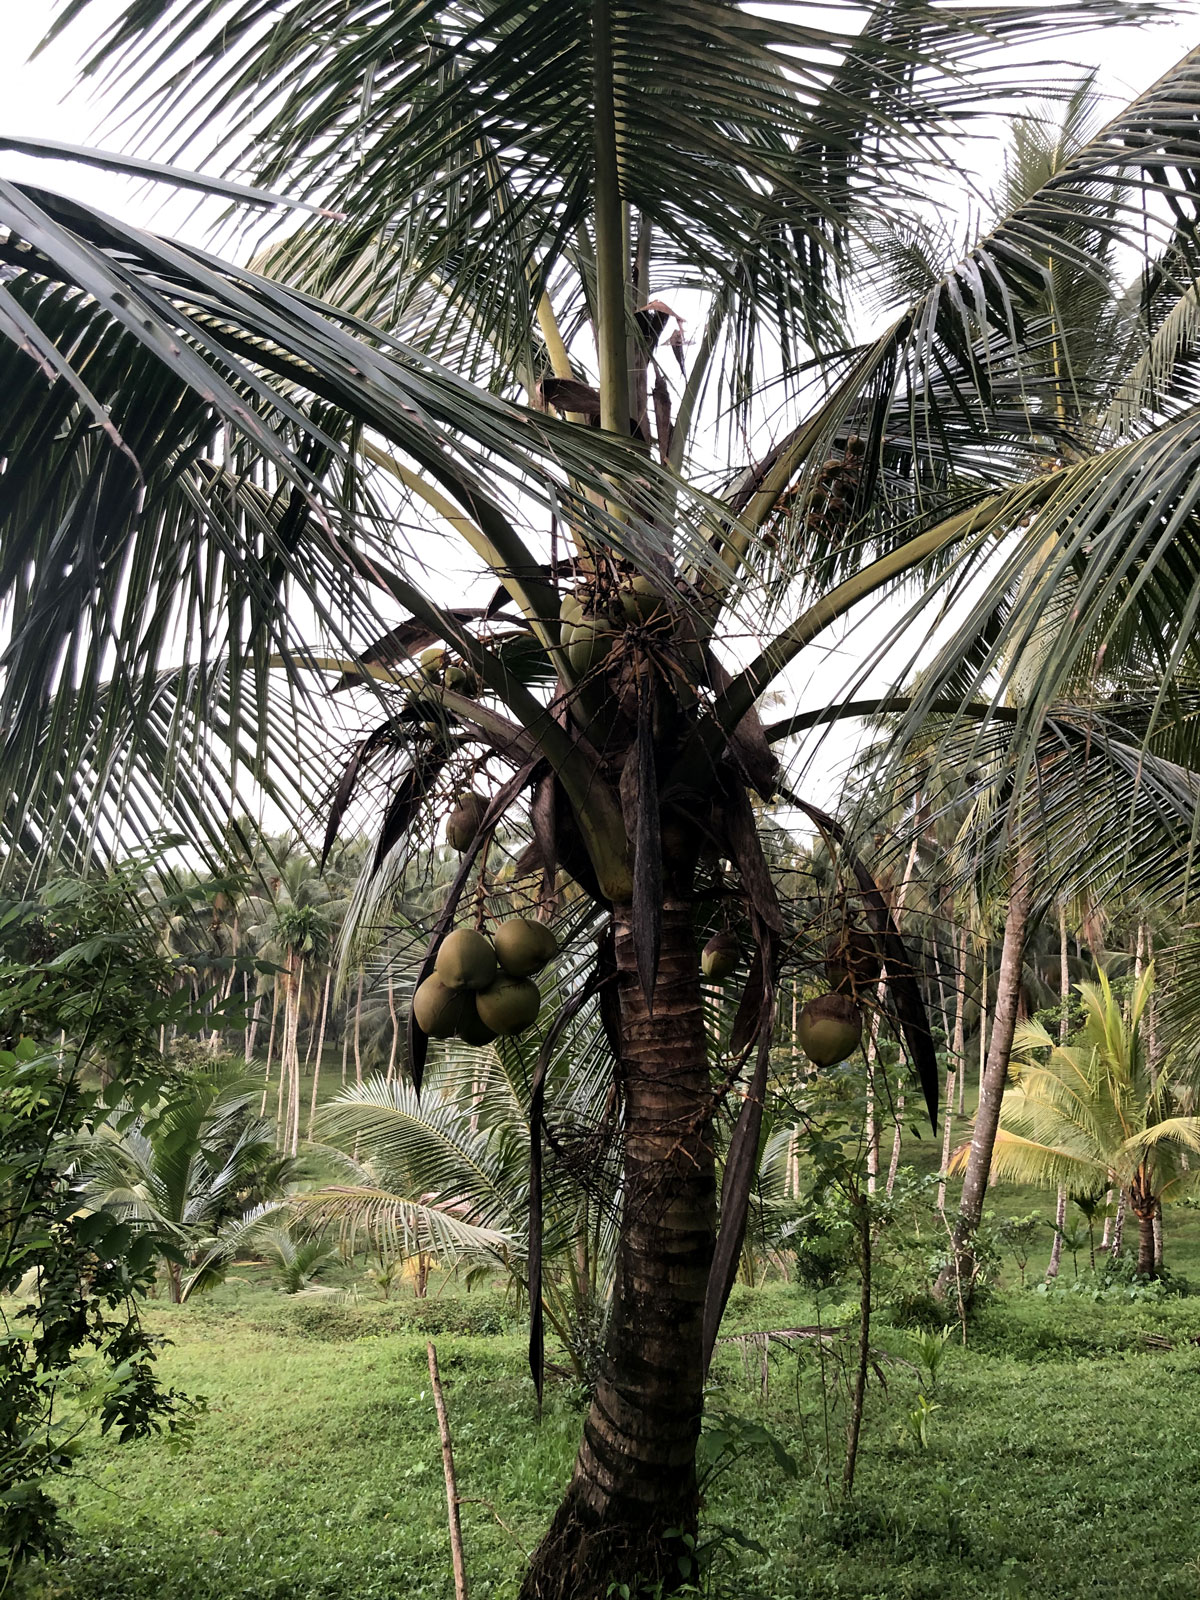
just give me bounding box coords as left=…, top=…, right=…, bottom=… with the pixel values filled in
left=6, top=3, right=1200, bottom=1596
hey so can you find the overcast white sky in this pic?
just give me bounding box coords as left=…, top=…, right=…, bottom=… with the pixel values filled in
left=3, top=3, right=1200, bottom=829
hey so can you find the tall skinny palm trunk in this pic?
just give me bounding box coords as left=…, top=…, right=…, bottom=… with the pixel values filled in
left=521, top=900, right=715, bottom=1600
left=1047, top=902, right=1071, bottom=1282
left=936, top=847, right=1035, bottom=1304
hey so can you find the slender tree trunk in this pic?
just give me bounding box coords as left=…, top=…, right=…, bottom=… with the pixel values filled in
left=938, top=926, right=968, bottom=1212
left=1047, top=1187, right=1067, bottom=1282
left=244, top=974, right=256, bottom=1062
left=308, top=969, right=332, bottom=1139
left=260, top=983, right=280, bottom=1116
left=864, top=1008, right=881, bottom=1195
left=937, top=1066, right=956, bottom=1214
left=1047, top=903, right=1071, bottom=1281
left=354, top=971, right=364, bottom=1085
left=869, top=834, right=919, bottom=1198
left=521, top=901, right=715, bottom=1600
left=843, top=1189, right=871, bottom=1495
left=936, top=847, right=1035, bottom=1304
left=1108, top=1190, right=1126, bottom=1261
left=977, top=955, right=988, bottom=1105
left=387, top=971, right=400, bottom=1082
left=341, top=997, right=351, bottom=1085
left=1153, top=1201, right=1163, bottom=1273
left=885, top=1082, right=904, bottom=1197
left=1137, top=1209, right=1156, bottom=1277
left=289, top=957, right=306, bottom=1156
left=1101, top=1189, right=1114, bottom=1251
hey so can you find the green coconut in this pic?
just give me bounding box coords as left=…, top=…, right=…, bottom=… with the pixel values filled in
left=455, top=997, right=499, bottom=1046
left=444, top=663, right=479, bottom=697
left=419, top=646, right=445, bottom=680
left=796, top=992, right=862, bottom=1068
left=493, top=917, right=557, bottom=978
left=567, top=615, right=616, bottom=679
left=701, top=931, right=742, bottom=981
left=619, top=574, right=667, bottom=627
left=560, top=592, right=587, bottom=629
left=475, top=974, right=541, bottom=1035
left=446, top=791, right=489, bottom=851
left=435, top=928, right=498, bottom=991
left=412, top=975, right=471, bottom=1039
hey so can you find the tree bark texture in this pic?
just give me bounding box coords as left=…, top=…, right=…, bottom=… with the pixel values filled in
left=520, top=900, right=715, bottom=1600
left=936, top=847, right=1035, bottom=1304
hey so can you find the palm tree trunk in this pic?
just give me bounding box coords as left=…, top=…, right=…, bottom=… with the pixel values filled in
left=521, top=900, right=715, bottom=1600
left=938, top=926, right=968, bottom=1212
left=354, top=971, right=364, bottom=1085
left=289, top=956, right=306, bottom=1156
left=1137, top=1209, right=1156, bottom=1277
left=936, top=846, right=1035, bottom=1304
left=1108, top=1190, right=1126, bottom=1261
left=259, top=982, right=280, bottom=1117
left=243, top=974, right=256, bottom=1061
left=308, top=969, right=332, bottom=1138
left=864, top=1008, right=881, bottom=1194
left=1047, top=902, right=1071, bottom=1281
left=387, top=970, right=400, bottom=1082
left=885, top=1082, right=904, bottom=1197
left=977, top=955, right=989, bottom=1105
left=1047, top=1186, right=1068, bottom=1282
left=1153, top=1201, right=1163, bottom=1273
left=341, top=996, right=351, bottom=1086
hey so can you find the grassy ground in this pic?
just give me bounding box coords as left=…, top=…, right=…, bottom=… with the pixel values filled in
left=33, top=1056, right=1199, bottom=1599
left=16, top=1251, right=1200, bottom=1600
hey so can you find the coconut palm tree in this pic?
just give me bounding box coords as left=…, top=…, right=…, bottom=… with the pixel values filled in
left=244, top=846, right=347, bottom=1153
left=951, top=965, right=1200, bottom=1276
left=12, top=5, right=1200, bottom=1589
left=80, top=1065, right=294, bottom=1301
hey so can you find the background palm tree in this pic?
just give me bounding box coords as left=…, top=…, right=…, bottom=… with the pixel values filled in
left=81, top=1065, right=294, bottom=1301
left=951, top=966, right=1200, bottom=1277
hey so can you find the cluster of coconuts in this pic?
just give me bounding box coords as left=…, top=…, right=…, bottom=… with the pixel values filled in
left=556, top=572, right=704, bottom=684
left=417, top=647, right=480, bottom=698
left=767, top=436, right=866, bottom=549
left=558, top=576, right=669, bottom=680
left=412, top=918, right=557, bottom=1046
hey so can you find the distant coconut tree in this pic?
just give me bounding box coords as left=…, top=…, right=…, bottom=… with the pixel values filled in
left=951, top=966, right=1200, bottom=1276
left=80, top=1065, right=294, bottom=1301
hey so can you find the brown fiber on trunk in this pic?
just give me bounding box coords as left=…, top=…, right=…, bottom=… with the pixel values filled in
left=520, top=899, right=715, bottom=1600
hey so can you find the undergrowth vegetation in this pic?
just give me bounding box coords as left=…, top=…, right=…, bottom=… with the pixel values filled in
left=13, top=1266, right=1200, bottom=1600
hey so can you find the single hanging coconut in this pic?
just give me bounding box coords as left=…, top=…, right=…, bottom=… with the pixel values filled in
left=455, top=997, right=498, bottom=1047
left=493, top=917, right=557, bottom=978
left=446, top=791, right=489, bottom=851
left=435, top=928, right=498, bottom=991
left=701, top=931, right=741, bottom=981
left=475, top=974, right=541, bottom=1035
left=412, top=975, right=471, bottom=1039
left=796, top=992, right=862, bottom=1068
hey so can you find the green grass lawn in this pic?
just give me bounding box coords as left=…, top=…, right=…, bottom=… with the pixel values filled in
left=17, top=1247, right=1200, bottom=1600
